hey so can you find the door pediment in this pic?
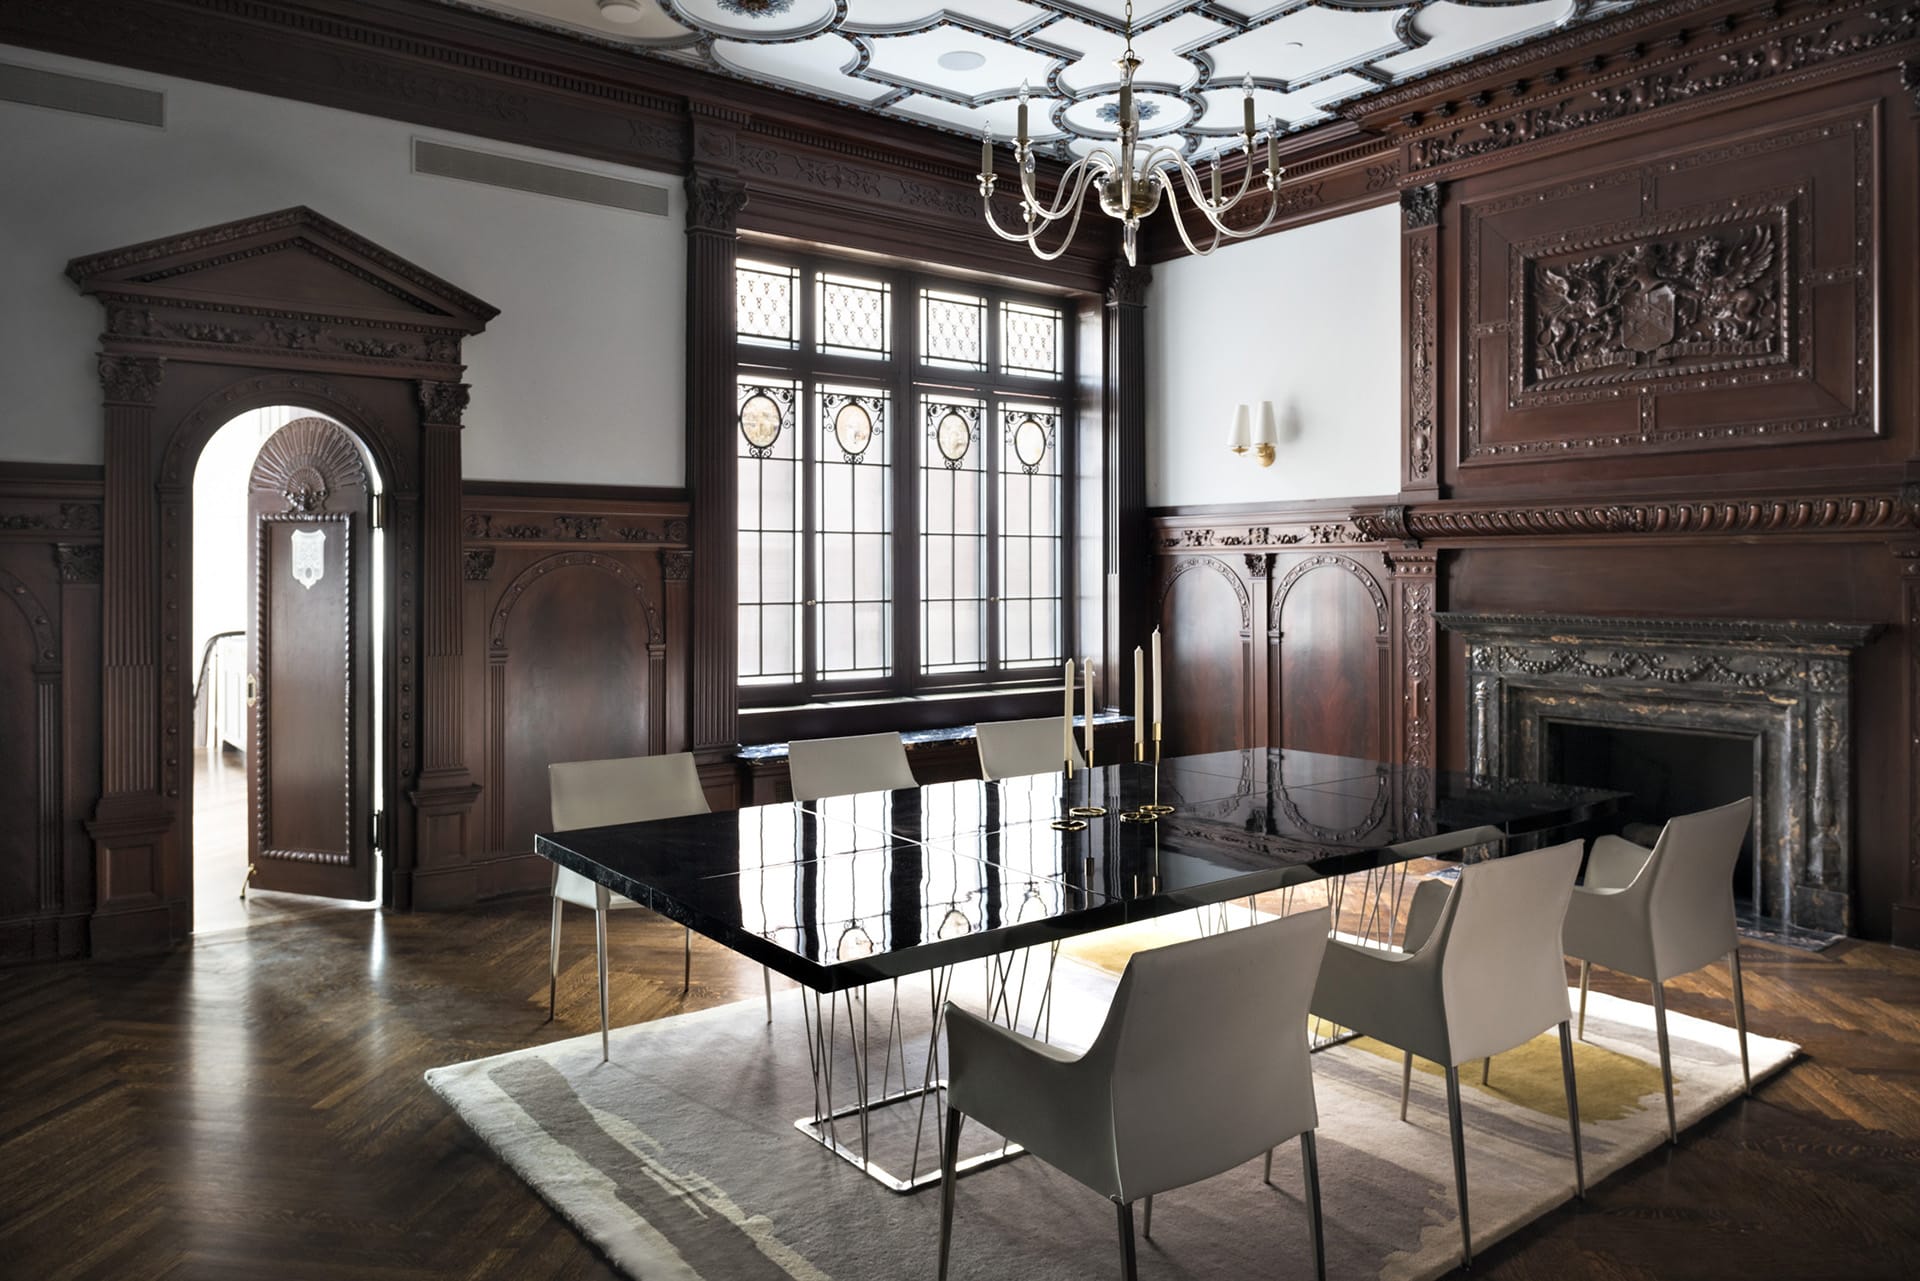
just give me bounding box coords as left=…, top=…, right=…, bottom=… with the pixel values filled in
left=67, top=206, right=498, bottom=375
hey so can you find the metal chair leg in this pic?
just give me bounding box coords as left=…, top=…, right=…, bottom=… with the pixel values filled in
left=1115, top=1201, right=1139, bottom=1281
left=547, top=893, right=562, bottom=1023
left=1301, top=1130, right=1326, bottom=1281
left=1559, top=1021, right=1585, bottom=1198
left=1651, top=979, right=1676, bottom=1143
left=1445, top=1065, right=1471, bottom=1267
left=937, top=1107, right=962, bottom=1281
left=1481, top=1056, right=1491, bottom=1087
left=1577, top=960, right=1591, bottom=1040
left=683, top=926, right=692, bottom=994
left=1400, top=1050, right=1414, bottom=1121
left=763, top=966, right=773, bottom=1024
left=1263, top=1147, right=1274, bottom=1185
left=595, top=886, right=611, bottom=1063
left=1142, top=1195, right=1153, bottom=1240
left=1729, top=948, right=1751, bottom=1096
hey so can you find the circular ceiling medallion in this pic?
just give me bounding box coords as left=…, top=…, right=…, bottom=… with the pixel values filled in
left=937, top=50, right=987, bottom=71
left=833, top=401, right=875, bottom=457
left=1012, top=416, right=1048, bottom=468
left=1062, top=91, right=1190, bottom=140
left=739, top=392, right=783, bottom=449
left=596, top=0, right=645, bottom=22
left=935, top=409, right=972, bottom=462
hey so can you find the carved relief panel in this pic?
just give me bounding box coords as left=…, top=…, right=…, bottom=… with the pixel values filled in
left=1460, top=105, right=1878, bottom=469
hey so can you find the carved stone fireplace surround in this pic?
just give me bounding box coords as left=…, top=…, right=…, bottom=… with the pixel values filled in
left=1439, top=613, right=1881, bottom=936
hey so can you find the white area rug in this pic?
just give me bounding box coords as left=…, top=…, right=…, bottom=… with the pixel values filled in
left=427, top=955, right=1795, bottom=1281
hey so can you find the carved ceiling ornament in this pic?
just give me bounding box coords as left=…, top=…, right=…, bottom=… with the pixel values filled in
left=249, top=418, right=367, bottom=515
left=1524, top=205, right=1791, bottom=392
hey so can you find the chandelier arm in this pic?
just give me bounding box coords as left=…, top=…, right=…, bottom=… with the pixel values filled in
left=1018, top=188, right=1099, bottom=261
left=1157, top=180, right=1227, bottom=257
left=1162, top=147, right=1260, bottom=219
left=1017, top=153, right=1107, bottom=225
left=981, top=162, right=1100, bottom=253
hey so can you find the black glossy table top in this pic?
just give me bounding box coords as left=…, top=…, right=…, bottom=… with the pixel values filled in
left=535, top=749, right=1622, bottom=992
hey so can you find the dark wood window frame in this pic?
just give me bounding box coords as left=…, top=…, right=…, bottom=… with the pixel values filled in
left=736, top=246, right=1079, bottom=711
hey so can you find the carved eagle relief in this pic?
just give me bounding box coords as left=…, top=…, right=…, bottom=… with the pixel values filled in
left=1530, top=222, right=1782, bottom=385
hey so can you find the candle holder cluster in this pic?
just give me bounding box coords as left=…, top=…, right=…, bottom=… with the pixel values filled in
left=1051, top=633, right=1177, bottom=832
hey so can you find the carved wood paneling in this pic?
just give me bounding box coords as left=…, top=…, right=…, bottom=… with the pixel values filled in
left=450, top=488, right=693, bottom=906
left=1461, top=106, right=1879, bottom=468
left=1353, top=487, right=1920, bottom=544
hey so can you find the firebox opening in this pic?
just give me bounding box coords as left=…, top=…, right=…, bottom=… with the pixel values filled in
left=1546, top=722, right=1758, bottom=913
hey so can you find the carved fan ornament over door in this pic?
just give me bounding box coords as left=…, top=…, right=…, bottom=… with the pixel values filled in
left=245, top=417, right=376, bottom=900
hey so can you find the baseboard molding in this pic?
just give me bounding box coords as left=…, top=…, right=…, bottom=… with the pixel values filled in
left=411, top=851, right=548, bottom=911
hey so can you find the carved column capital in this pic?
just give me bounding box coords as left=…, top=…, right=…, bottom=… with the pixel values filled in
left=662, top=549, right=694, bottom=581
left=97, top=353, right=164, bottom=405
left=1902, top=60, right=1920, bottom=115
left=53, top=543, right=104, bottom=584
left=686, top=170, right=749, bottom=235
left=416, top=380, right=470, bottom=427
left=462, top=548, right=495, bottom=581
left=1105, top=260, right=1151, bottom=308
left=1401, top=182, right=1442, bottom=229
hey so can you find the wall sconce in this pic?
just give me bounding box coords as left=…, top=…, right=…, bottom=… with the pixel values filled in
left=1227, top=400, right=1278, bottom=467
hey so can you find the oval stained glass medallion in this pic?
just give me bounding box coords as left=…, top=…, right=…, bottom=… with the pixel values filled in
left=739, top=392, right=783, bottom=449
left=935, top=409, right=972, bottom=463
left=833, top=401, right=875, bottom=457
left=1012, top=416, right=1049, bottom=468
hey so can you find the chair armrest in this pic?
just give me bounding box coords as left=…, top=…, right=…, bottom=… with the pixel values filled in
left=1584, top=835, right=1654, bottom=892
left=1310, top=939, right=1440, bottom=1056
left=945, top=1004, right=1115, bottom=1194
left=1400, top=876, right=1453, bottom=954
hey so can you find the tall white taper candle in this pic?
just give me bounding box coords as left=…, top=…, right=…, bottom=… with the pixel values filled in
left=1082, top=658, right=1094, bottom=757
left=1151, top=627, right=1163, bottom=731
left=1133, top=646, right=1145, bottom=751
left=1062, top=658, right=1074, bottom=766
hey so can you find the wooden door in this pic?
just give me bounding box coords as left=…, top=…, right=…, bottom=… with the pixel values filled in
left=244, top=418, right=375, bottom=900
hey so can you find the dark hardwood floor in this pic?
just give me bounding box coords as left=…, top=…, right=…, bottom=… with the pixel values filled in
left=1, top=898, right=1916, bottom=1280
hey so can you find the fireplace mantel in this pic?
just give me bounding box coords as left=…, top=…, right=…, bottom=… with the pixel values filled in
left=1437, top=612, right=1883, bottom=935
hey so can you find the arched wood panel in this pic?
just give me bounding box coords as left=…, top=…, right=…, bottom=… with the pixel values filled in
left=1271, top=556, right=1390, bottom=760
left=1157, top=556, right=1251, bottom=756
left=493, top=559, right=661, bottom=861
left=0, top=592, right=44, bottom=919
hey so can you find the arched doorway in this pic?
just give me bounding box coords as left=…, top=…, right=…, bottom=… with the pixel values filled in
left=191, top=407, right=387, bottom=933
left=68, top=207, right=496, bottom=954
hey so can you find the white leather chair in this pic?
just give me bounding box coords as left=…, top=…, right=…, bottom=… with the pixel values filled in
left=548, top=753, right=769, bottom=1061
left=974, top=715, right=1083, bottom=781
left=1310, top=840, right=1586, bottom=1267
left=1564, top=796, right=1755, bottom=1143
left=938, top=908, right=1332, bottom=1281
left=786, top=731, right=916, bottom=802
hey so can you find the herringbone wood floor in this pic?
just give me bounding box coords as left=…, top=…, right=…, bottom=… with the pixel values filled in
left=2, top=898, right=1917, bottom=1280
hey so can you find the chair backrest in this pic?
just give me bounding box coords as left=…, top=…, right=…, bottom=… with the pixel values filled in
left=548, top=754, right=709, bottom=904
left=786, top=731, right=916, bottom=803
left=1097, top=907, right=1330, bottom=1200
left=1645, top=796, right=1752, bottom=978
left=1428, top=839, right=1583, bottom=1063
left=974, top=716, right=1083, bottom=781
left=550, top=753, right=710, bottom=829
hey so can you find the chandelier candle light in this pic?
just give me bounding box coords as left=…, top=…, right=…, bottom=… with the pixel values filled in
left=978, top=0, right=1286, bottom=266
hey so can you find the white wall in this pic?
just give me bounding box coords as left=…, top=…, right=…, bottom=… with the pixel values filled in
left=1146, top=203, right=1400, bottom=506
left=0, top=45, right=686, bottom=485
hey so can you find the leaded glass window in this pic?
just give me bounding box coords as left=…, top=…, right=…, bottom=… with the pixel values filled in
left=735, top=251, right=1071, bottom=703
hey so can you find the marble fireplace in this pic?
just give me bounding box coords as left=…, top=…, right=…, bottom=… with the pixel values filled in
left=1438, top=613, right=1881, bottom=935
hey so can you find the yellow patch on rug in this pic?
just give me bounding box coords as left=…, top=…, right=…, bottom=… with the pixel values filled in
left=1348, top=1030, right=1666, bottom=1122
left=1057, top=917, right=1206, bottom=975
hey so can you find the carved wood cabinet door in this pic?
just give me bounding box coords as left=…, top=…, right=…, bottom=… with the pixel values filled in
left=244, top=418, right=375, bottom=900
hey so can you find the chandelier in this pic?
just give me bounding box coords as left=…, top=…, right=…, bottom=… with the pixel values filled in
left=978, top=1, right=1286, bottom=266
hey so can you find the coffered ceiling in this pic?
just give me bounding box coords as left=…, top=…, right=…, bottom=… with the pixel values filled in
left=446, top=1, right=1650, bottom=160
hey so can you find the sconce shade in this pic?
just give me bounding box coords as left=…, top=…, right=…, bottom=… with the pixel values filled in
left=1227, top=403, right=1252, bottom=453
left=1253, top=400, right=1279, bottom=468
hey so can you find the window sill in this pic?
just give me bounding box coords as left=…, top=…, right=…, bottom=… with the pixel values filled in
left=738, top=689, right=1128, bottom=752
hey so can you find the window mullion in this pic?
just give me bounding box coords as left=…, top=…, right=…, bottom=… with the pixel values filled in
left=893, top=268, right=917, bottom=698
left=799, top=268, right=820, bottom=700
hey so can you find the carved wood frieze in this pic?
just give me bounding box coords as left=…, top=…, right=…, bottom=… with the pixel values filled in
left=463, top=512, right=690, bottom=546
left=1399, top=2, right=1919, bottom=176
left=0, top=502, right=101, bottom=534
left=1406, top=230, right=1438, bottom=485
left=249, top=418, right=368, bottom=514
left=1351, top=488, right=1920, bottom=544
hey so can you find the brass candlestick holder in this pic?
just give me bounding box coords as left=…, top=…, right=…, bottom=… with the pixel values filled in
left=1054, top=740, right=1106, bottom=828
left=1121, top=724, right=1176, bottom=823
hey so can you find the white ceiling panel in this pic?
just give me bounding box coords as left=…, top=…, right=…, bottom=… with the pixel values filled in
left=448, top=1, right=1660, bottom=155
